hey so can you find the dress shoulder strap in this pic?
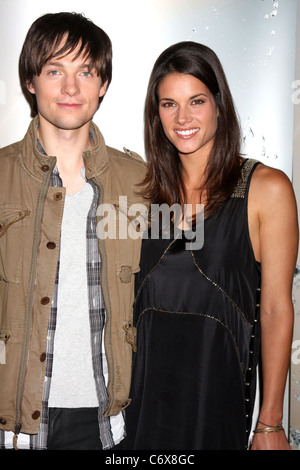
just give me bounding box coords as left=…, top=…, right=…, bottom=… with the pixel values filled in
left=231, top=158, right=261, bottom=199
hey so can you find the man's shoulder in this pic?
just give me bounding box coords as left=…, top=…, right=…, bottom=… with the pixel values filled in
left=91, top=121, right=147, bottom=172
left=0, top=140, right=22, bottom=162
left=106, top=145, right=147, bottom=170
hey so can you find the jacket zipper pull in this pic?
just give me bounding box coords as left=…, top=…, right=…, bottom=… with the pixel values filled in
left=13, top=423, right=22, bottom=450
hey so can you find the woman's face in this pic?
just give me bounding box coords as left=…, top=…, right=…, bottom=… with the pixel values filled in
left=158, top=73, right=219, bottom=163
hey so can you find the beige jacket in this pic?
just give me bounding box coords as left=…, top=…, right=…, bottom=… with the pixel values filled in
left=0, top=117, right=147, bottom=435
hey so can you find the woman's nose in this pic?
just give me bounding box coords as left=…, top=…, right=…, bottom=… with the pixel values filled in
left=175, top=106, right=192, bottom=124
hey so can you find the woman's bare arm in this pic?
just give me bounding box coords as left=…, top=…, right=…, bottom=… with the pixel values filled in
left=248, top=165, right=298, bottom=450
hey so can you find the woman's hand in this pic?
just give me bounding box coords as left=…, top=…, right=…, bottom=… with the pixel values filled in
left=250, top=429, right=291, bottom=450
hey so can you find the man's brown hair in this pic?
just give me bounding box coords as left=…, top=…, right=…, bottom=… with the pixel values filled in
left=19, top=12, right=112, bottom=116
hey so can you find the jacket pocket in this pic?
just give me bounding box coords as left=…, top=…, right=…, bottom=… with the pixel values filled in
left=97, top=198, right=148, bottom=283
left=0, top=208, right=31, bottom=284
left=114, top=200, right=147, bottom=283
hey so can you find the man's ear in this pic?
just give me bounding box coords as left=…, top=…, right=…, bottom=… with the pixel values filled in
left=99, top=80, right=108, bottom=98
left=26, top=80, right=36, bottom=94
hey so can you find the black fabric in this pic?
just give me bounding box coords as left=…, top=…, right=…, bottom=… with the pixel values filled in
left=125, top=160, right=261, bottom=450
left=47, top=407, right=102, bottom=450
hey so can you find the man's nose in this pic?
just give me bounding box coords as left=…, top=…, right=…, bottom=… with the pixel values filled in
left=61, top=75, right=80, bottom=96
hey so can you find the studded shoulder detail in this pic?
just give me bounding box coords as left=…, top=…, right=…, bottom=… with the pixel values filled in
left=231, top=158, right=260, bottom=198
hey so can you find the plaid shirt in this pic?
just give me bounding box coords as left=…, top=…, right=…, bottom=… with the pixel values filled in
left=1, top=145, right=123, bottom=449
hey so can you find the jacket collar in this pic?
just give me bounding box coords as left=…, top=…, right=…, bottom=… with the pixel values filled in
left=22, top=116, right=109, bottom=180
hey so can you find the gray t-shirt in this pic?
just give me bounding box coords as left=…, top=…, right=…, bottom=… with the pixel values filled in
left=48, top=182, right=98, bottom=407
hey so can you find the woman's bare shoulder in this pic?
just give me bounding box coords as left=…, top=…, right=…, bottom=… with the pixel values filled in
left=250, top=162, right=295, bottom=204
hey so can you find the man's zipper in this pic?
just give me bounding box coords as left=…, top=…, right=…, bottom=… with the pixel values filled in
left=13, top=158, right=55, bottom=449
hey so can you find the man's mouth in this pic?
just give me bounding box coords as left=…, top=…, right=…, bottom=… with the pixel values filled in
left=57, top=102, right=82, bottom=108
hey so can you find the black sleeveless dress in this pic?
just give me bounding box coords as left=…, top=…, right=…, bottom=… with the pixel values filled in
left=125, top=159, right=261, bottom=450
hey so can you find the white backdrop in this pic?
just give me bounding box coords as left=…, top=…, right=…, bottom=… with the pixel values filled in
left=0, top=0, right=297, bottom=178
left=0, top=0, right=298, bottom=445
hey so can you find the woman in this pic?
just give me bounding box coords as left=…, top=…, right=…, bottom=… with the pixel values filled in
left=125, top=42, right=298, bottom=450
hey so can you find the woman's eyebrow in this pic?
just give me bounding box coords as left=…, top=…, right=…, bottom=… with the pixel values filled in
left=159, top=93, right=208, bottom=101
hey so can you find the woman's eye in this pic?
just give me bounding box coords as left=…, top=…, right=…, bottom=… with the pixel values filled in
left=192, top=99, right=204, bottom=105
left=162, top=102, right=175, bottom=108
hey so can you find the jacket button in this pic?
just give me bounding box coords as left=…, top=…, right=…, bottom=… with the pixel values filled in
left=53, top=192, right=63, bottom=201
left=32, top=411, right=40, bottom=420
left=41, top=165, right=50, bottom=172
left=41, top=297, right=50, bottom=305
left=0, top=418, right=7, bottom=425
left=46, top=242, right=56, bottom=250
left=40, top=352, right=46, bottom=362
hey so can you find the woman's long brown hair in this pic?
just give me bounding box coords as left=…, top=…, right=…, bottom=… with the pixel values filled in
left=142, top=41, right=242, bottom=218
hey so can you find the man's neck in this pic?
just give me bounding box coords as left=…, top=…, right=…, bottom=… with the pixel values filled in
left=37, top=118, right=94, bottom=195
left=38, top=121, right=93, bottom=161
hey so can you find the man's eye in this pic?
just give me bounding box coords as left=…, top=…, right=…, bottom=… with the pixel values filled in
left=49, top=70, right=60, bottom=76
left=81, top=72, right=92, bottom=77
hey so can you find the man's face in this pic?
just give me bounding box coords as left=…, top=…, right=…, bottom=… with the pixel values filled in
left=27, top=42, right=107, bottom=132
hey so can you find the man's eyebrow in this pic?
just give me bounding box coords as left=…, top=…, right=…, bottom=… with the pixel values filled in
left=45, top=61, right=91, bottom=69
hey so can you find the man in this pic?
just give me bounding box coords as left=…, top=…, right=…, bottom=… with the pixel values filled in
left=0, top=12, right=147, bottom=450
